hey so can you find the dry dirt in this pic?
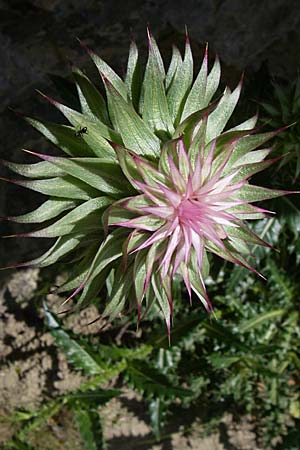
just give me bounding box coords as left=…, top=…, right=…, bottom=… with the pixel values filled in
left=0, top=268, right=259, bottom=450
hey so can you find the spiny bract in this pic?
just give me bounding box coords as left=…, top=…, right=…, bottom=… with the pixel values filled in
left=2, top=31, right=293, bottom=334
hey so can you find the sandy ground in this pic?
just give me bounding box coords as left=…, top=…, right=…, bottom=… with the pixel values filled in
left=0, top=268, right=259, bottom=450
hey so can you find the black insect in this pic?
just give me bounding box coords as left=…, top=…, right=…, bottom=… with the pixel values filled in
left=75, top=126, right=88, bottom=137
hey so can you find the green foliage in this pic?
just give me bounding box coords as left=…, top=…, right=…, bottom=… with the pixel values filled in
left=73, top=406, right=106, bottom=450
left=260, top=79, right=300, bottom=181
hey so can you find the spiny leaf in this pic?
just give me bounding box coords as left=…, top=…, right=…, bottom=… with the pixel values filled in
left=133, top=249, right=147, bottom=307
left=167, top=37, right=193, bottom=126
left=72, top=67, right=110, bottom=125
left=149, top=397, right=167, bottom=440
left=229, top=114, right=258, bottom=131
left=182, top=44, right=208, bottom=120
left=25, top=152, right=132, bottom=196
left=97, top=343, right=152, bottom=361
left=39, top=92, right=119, bottom=159
left=25, top=116, right=95, bottom=157
left=0, top=159, right=64, bottom=178
left=151, top=312, right=205, bottom=348
left=231, top=157, right=281, bottom=183
left=239, top=309, right=285, bottom=333
left=5, top=199, right=76, bottom=223
left=44, top=305, right=104, bottom=375
left=125, top=41, right=142, bottom=111
left=142, top=37, right=174, bottom=135
left=236, top=184, right=289, bottom=202
left=102, top=264, right=133, bottom=320
left=87, top=47, right=128, bottom=99
left=34, top=234, right=85, bottom=267
left=103, top=78, right=161, bottom=157
left=56, top=246, right=99, bottom=293
left=152, top=273, right=171, bottom=336
left=126, top=360, right=191, bottom=398
left=204, top=55, right=221, bottom=104
left=3, top=175, right=100, bottom=200
left=165, top=45, right=182, bottom=90
left=76, top=230, right=126, bottom=307
left=230, top=148, right=272, bottom=168
left=25, top=197, right=110, bottom=238
left=74, top=406, right=106, bottom=450
left=206, top=82, right=242, bottom=143
left=228, top=130, right=281, bottom=166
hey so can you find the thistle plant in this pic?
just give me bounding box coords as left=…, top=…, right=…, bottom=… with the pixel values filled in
left=1, top=31, right=296, bottom=334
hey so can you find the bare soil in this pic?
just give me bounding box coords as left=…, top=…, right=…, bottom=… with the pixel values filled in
left=0, top=268, right=259, bottom=450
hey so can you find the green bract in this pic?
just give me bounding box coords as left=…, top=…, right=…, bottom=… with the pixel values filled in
left=2, top=31, right=295, bottom=332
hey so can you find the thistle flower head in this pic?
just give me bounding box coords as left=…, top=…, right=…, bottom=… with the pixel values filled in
left=111, top=135, right=248, bottom=303
left=1, top=30, right=296, bottom=334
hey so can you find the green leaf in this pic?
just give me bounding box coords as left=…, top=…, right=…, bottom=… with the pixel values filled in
left=27, top=197, right=110, bottom=238
left=230, top=158, right=278, bottom=183
left=147, top=32, right=165, bottom=77
left=165, top=45, right=182, bottom=90
left=149, top=397, right=167, bottom=440
left=106, top=204, right=136, bottom=227
left=126, top=360, right=191, bottom=398
left=14, top=175, right=99, bottom=200
left=181, top=45, right=208, bottom=120
left=206, top=83, right=242, bottom=143
left=7, top=199, right=76, bottom=223
left=228, top=131, right=279, bottom=167
left=142, top=40, right=174, bottom=135
left=77, top=230, right=125, bottom=307
left=230, top=148, right=272, bottom=168
left=97, top=343, right=152, bottom=362
left=151, top=273, right=171, bottom=333
left=229, top=114, right=258, bottom=131
left=73, top=67, right=110, bottom=125
left=187, top=115, right=208, bottom=169
left=104, top=79, right=161, bottom=157
left=68, top=388, right=121, bottom=404
left=102, top=264, right=133, bottom=320
left=133, top=250, right=147, bottom=307
left=44, top=305, right=104, bottom=375
left=167, top=38, right=193, bottom=126
left=239, top=309, right=285, bottom=333
left=224, top=223, right=270, bottom=247
left=30, top=234, right=84, bottom=268
left=45, top=96, right=119, bottom=158
left=113, top=144, right=140, bottom=184
left=89, top=49, right=128, bottom=99
left=56, top=246, right=99, bottom=293
left=208, top=354, right=241, bottom=369
left=1, top=159, right=64, bottom=178
left=74, top=407, right=105, bottom=450
left=151, top=312, right=205, bottom=348
left=32, top=154, right=132, bottom=196
left=25, top=116, right=95, bottom=157
left=125, top=41, right=142, bottom=111
left=204, top=55, right=221, bottom=104
left=236, top=184, right=287, bottom=202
